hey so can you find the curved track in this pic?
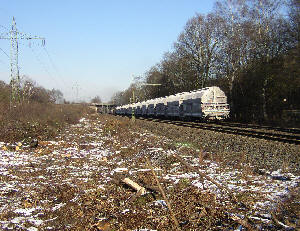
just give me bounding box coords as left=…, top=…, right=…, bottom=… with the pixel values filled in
left=136, top=117, right=300, bottom=145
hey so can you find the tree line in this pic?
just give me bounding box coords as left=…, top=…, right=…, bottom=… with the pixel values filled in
left=0, top=76, right=105, bottom=106
left=111, top=0, right=300, bottom=123
left=0, top=76, right=64, bottom=107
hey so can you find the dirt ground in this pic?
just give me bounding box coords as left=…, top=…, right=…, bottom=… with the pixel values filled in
left=0, top=114, right=299, bottom=230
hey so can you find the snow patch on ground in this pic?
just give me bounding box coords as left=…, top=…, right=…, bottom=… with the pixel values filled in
left=0, top=116, right=298, bottom=230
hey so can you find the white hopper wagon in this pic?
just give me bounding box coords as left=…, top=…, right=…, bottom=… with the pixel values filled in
left=115, top=86, right=229, bottom=120
left=199, top=86, right=229, bottom=120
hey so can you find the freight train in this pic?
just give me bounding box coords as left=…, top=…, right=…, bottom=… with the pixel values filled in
left=115, top=86, right=230, bottom=120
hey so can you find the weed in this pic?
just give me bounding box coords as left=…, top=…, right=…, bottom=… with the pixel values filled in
left=0, top=103, right=92, bottom=142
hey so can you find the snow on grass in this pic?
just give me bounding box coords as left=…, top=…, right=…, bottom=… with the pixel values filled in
left=0, top=115, right=298, bottom=230
left=0, top=117, right=114, bottom=230
left=165, top=157, right=299, bottom=215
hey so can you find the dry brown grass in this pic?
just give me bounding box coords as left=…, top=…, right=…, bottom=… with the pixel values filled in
left=0, top=103, right=92, bottom=142
left=1, top=114, right=298, bottom=230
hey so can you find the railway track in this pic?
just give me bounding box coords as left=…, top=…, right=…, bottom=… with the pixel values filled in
left=217, top=121, right=300, bottom=135
left=136, top=117, right=300, bottom=145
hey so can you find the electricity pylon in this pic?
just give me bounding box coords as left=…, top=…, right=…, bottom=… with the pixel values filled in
left=0, top=17, right=45, bottom=106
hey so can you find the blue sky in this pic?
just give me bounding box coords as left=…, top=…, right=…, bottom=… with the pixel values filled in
left=0, top=0, right=216, bottom=102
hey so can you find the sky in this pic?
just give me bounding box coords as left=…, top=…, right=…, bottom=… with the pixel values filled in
left=0, top=0, right=216, bottom=102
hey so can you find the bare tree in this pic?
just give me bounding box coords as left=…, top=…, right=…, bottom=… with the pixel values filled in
left=214, top=0, right=290, bottom=119
left=111, top=0, right=297, bottom=122
left=50, top=89, right=64, bottom=104
left=90, top=96, right=102, bottom=104
left=247, top=0, right=287, bottom=120
left=214, top=0, right=250, bottom=110
left=175, top=13, right=223, bottom=88
left=160, top=52, right=197, bottom=94
left=288, top=0, right=300, bottom=43
left=20, top=76, right=36, bottom=104
left=110, top=91, right=123, bottom=105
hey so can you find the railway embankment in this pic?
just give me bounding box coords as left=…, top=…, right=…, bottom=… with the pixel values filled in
left=0, top=114, right=299, bottom=230
left=134, top=117, right=300, bottom=174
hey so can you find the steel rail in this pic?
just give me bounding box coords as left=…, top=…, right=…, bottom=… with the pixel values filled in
left=136, top=117, right=300, bottom=145
left=216, top=121, right=300, bottom=135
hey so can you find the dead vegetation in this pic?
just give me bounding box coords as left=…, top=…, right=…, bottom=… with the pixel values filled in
left=0, top=103, right=92, bottom=143
left=0, top=79, right=92, bottom=143
left=0, top=114, right=299, bottom=230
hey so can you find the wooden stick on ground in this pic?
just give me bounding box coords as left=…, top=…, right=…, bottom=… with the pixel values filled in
left=145, top=157, right=181, bottom=230
left=122, top=178, right=146, bottom=195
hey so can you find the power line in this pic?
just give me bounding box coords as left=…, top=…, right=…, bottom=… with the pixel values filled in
left=0, top=47, right=9, bottom=58
left=29, top=45, right=60, bottom=87
left=0, top=17, right=45, bottom=105
left=43, top=46, right=67, bottom=86
left=0, top=47, right=9, bottom=70
left=0, top=17, right=69, bottom=100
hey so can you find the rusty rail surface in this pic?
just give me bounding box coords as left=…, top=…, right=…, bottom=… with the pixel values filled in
left=135, top=117, right=300, bottom=145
